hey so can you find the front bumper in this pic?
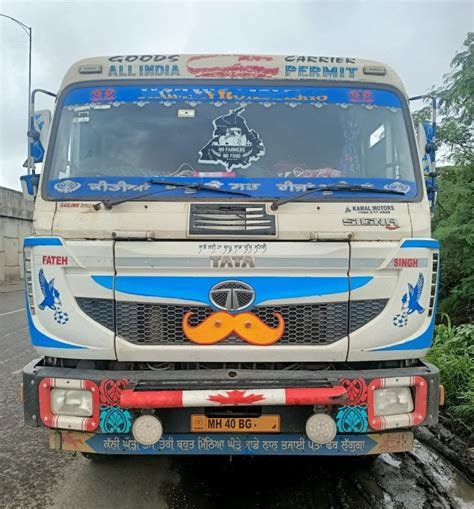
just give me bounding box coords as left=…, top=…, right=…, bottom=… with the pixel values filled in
left=23, top=358, right=440, bottom=456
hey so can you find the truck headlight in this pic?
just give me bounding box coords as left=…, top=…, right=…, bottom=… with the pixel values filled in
left=50, top=388, right=93, bottom=417
left=374, top=387, right=414, bottom=416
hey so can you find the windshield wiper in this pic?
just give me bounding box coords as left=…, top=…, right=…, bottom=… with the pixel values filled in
left=270, top=184, right=406, bottom=210
left=93, top=179, right=252, bottom=210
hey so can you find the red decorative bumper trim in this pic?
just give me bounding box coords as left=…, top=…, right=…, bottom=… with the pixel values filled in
left=120, top=386, right=347, bottom=409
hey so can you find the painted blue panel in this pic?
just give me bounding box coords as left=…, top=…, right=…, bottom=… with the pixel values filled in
left=92, top=275, right=372, bottom=306
left=47, top=176, right=417, bottom=200
left=84, top=433, right=379, bottom=456
left=26, top=308, right=85, bottom=349
left=401, top=239, right=439, bottom=249
left=64, top=85, right=402, bottom=109
left=24, top=237, right=63, bottom=247
left=372, top=316, right=435, bottom=352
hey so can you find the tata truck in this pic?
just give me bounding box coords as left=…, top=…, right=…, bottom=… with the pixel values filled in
left=20, top=54, right=442, bottom=458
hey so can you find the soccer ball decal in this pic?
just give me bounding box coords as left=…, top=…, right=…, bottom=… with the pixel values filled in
left=393, top=313, right=408, bottom=328
left=54, top=309, right=69, bottom=325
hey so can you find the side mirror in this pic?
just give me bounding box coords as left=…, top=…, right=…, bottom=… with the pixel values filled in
left=29, top=109, right=52, bottom=163
left=417, top=122, right=434, bottom=176
left=416, top=122, right=437, bottom=208
left=409, top=95, right=438, bottom=211
left=421, top=121, right=436, bottom=163
left=20, top=173, right=40, bottom=201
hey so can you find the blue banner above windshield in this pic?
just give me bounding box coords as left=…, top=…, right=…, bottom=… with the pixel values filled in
left=64, top=85, right=402, bottom=109
left=48, top=176, right=416, bottom=200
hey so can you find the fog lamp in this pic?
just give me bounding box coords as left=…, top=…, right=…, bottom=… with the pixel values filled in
left=50, top=388, right=93, bottom=417
left=374, top=387, right=414, bottom=416
left=305, top=413, right=337, bottom=444
left=132, top=415, right=163, bottom=446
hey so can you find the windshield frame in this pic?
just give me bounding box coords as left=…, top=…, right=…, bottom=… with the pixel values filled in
left=41, top=79, right=424, bottom=204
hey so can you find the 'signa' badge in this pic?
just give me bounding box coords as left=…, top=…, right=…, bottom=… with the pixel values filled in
left=342, top=218, right=400, bottom=230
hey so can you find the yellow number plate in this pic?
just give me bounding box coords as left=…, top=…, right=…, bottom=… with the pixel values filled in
left=191, top=415, right=280, bottom=433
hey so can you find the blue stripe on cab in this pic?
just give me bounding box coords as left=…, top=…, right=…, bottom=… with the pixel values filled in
left=24, top=237, right=63, bottom=247
left=401, top=239, right=439, bottom=249
left=370, top=316, right=435, bottom=352
left=92, top=275, right=372, bottom=305
left=27, top=309, right=85, bottom=349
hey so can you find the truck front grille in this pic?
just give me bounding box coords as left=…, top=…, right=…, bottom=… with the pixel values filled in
left=76, top=297, right=115, bottom=330
left=77, top=298, right=387, bottom=346
left=189, top=203, right=276, bottom=236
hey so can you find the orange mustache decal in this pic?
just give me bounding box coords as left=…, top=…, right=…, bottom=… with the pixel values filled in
left=182, top=311, right=285, bottom=346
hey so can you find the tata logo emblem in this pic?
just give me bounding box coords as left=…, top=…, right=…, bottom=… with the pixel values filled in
left=210, top=255, right=256, bottom=268
left=209, top=281, right=255, bottom=312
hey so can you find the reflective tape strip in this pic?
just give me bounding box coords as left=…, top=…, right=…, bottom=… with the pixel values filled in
left=50, top=378, right=87, bottom=390
left=120, top=386, right=347, bottom=409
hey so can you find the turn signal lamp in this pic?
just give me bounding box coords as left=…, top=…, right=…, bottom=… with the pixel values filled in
left=305, top=413, right=337, bottom=444
left=132, top=415, right=163, bottom=446
left=374, top=387, right=414, bottom=416
left=50, top=388, right=93, bottom=417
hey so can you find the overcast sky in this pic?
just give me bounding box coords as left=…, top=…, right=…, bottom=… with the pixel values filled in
left=0, top=0, right=472, bottom=190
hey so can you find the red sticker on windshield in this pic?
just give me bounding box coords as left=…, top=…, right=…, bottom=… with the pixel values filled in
left=91, top=88, right=117, bottom=102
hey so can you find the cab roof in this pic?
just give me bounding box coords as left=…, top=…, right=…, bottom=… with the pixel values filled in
left=60, top=54, right=407, bottom=95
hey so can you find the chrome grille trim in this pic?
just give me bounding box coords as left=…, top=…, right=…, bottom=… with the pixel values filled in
left=189, top=203, right=276, bottom=236
left=76, top=298, right=387, bottom=346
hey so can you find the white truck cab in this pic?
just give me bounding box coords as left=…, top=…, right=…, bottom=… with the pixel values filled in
left=22, top=54, right=440, bottom=457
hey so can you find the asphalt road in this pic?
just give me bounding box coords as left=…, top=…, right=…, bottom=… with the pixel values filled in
left=1, top=289, right=472, bottom=509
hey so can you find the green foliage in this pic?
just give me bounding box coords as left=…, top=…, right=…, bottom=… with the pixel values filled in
left=429, top=33, right=474, bottom=324
left=435, top=32, right=474, bottom=162
left=426, top=318, right=474, bottom=441
left=433, top=163, right=474, bottom=323
left=412, top=106, right=432, bottom=127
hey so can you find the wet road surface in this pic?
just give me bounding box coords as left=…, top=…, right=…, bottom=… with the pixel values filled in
left=1, top=289, right=473, bottom=508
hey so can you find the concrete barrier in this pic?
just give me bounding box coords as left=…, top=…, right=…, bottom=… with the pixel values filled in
left=0, top=186, right=34, bottom=282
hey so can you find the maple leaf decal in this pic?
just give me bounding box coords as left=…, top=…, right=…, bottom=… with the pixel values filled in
left=207, top=389, right=266, bottom=405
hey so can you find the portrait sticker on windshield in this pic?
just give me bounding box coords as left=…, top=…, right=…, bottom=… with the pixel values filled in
left=198, top=107, right=265, bottom=171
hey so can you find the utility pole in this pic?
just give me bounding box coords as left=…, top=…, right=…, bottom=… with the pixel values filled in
left=1, top=14, right=33, bottom=174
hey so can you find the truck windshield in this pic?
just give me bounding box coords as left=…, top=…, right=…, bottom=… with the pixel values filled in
left=46, top=84, right=418, bottom=200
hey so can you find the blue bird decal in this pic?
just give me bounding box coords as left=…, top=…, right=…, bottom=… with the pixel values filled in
left=38, top=269, right=62, bottom=311
left=402, top=273, right=425, bottom=315
left=393, top=273, right=426, bottom=327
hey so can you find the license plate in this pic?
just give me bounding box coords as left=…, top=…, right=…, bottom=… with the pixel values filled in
left=191, top=415, right=280, bottom=433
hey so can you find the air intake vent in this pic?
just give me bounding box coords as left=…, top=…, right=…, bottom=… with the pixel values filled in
left=428, top=252, right=439, bottom=317
left=189, top=204, right=276, bottom=236
left=24, top=249, right=35, bottom=315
